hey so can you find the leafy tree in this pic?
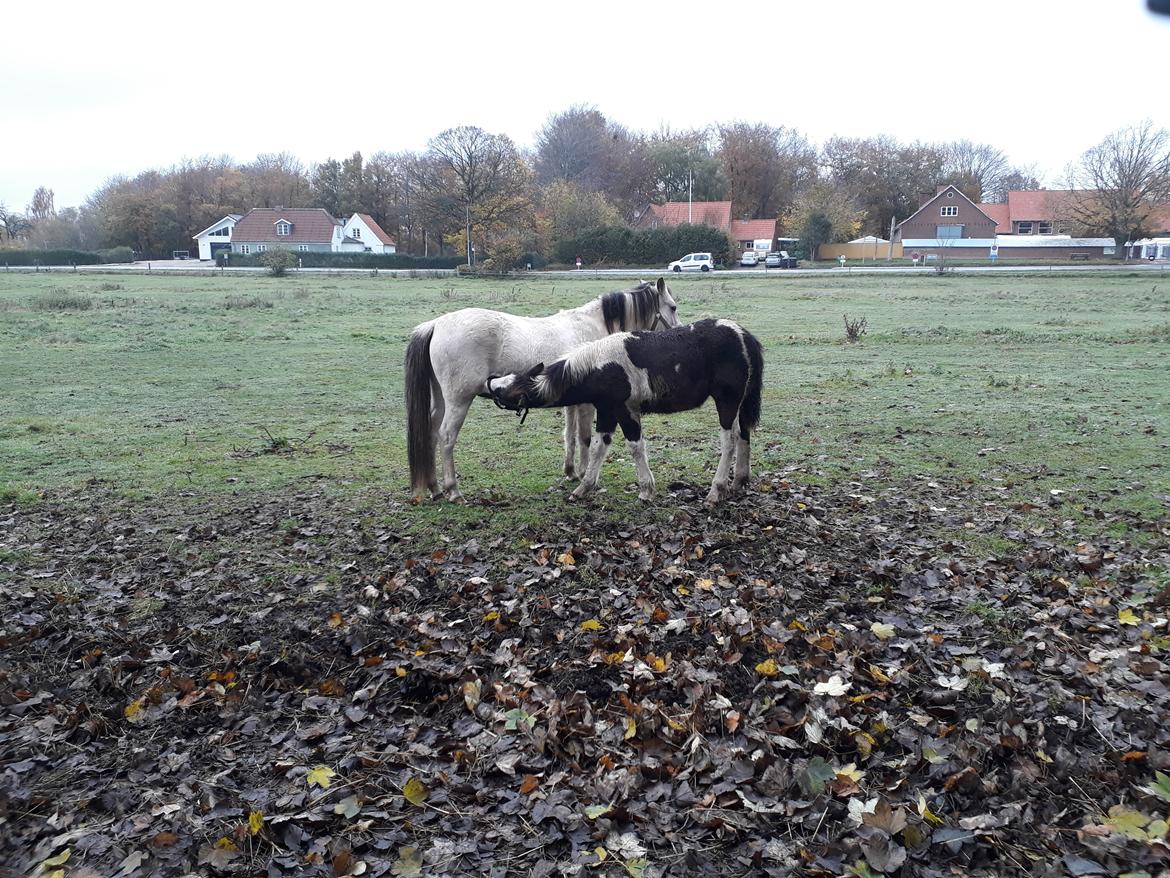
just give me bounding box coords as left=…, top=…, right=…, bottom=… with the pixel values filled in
left=340, top=151, right=369, bottom=217
left=241, top=152, right=310, bottom=208
left=310, top=158, right=343, bottom=217
left=783, top=182, right=863, bottom=260
left=1062, top=120, right=1170, bottom=245
left=823, top=136, right=945, bottom=235
left=717, top=123, right=817, bottom=220
left=537, top=180, right=620, bottom=257
left=646, top=129, right=726, bottom=203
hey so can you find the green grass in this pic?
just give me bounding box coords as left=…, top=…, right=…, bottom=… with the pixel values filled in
left=1, top=270, right=1167, bottom=527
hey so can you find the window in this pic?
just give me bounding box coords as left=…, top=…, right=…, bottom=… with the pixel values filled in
left=240, top=245, right=250, bottom=254
left=946, top=191, right=955, bottom=198
left=257, top=245, right=267, bottom=253
left=940, top=206, right=958, bottom=217
left=1038, top=222, right=1052, bottom=235
left=275, top=221, right=291, bottom=236
left=352, top=227, right=361, bottom=238
left=212, top=226, right=229, bottom=236
left=1016, top=221, right=1033, bottom=234
left=936, top=224, right=963, bottom=238
left=298, top=245, right=308, bottom=252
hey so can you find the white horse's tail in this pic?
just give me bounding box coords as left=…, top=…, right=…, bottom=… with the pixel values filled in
left=405, top=323, right=436, bottom=497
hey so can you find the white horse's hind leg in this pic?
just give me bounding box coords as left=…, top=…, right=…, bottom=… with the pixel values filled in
left=628, top=439, right=656, bottom=501
left=562, top=407, right=579, bottom=479
left=438, top=397, right=472, bottom=502
left=570, top=432, right=612, bottom=500
left=576, top=404, right=594, bottom=476
left=705, top=427, right=737, bottom=506
left=732, top=418, right=751, bottom=492
left=427, top=379, right=445, bottom=497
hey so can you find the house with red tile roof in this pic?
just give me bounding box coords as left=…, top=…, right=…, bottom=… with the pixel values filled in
left=212, top=208, right=396, bottom=258
left=633, top=201, right=779, bottom=251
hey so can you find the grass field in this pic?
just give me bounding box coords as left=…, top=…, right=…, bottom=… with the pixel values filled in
left=1, top=270, right=1167, bottom=524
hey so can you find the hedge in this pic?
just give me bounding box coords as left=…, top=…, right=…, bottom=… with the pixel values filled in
left=220, top=250, right=462, bottom=270
left=554, top=224, right=733, bottom=267
left=0, top=247, right=135, bottom=266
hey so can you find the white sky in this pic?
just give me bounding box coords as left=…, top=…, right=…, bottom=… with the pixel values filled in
left=3, top=0, right=1168, bottom=210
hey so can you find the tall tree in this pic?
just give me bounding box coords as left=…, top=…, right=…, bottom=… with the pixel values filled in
left=782, top=182, right=864, bottom=259
left=985, top=164, right=1043, bottom=203
left=646, top=128, right=726, bottom=204
left=420, top=126, right=534, bottom=264
left=717, top=123, right=817, bottom=219
left=1063, top=120, right=1170, bottom=244
left=823, top=136, right=945, bottom=235
left=340, top=151, right=369, bottom=217
left=310, top=159, right=343, bottom=217
left=0, top=202, right=31, bottom=243
left=27, top=187, right=56, bottom=223
left=938, top=140, right=1011, bottom=203
left=241, top=152, right=309, bottom=208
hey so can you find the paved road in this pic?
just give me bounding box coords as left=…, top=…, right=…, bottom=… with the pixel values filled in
left=4, top=260, right=1168, bottom=278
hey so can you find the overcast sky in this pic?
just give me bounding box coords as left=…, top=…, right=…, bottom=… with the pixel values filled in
left=3, top=0, right=1167, bottom=210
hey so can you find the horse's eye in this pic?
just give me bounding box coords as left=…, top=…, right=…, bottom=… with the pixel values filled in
left=670, top=305, right=677, bottom=312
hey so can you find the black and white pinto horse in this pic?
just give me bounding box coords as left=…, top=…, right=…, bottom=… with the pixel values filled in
left=488, top=319, right=763, bottom=506
left=405, top=279, right=680, bottom=501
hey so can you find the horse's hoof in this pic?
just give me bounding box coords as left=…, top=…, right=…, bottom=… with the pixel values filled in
left=705, top=486, right=725, bottom=507
left=732, top=477, right=750, bottom=493
left=638, top=490, right=655, bottom=502
left=444, top=489, right=465, bottom=504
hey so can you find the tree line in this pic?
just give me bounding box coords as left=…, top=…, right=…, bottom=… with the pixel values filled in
left=2, top=108, right=1167, bottom=263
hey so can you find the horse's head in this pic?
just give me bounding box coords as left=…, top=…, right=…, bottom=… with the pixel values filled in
left=488, top=362, right=544, bottom=413
left=651, top=277, right=680, bottom=330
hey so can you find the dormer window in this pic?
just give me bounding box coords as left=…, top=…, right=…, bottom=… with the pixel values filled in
left=275, top=221, right=292, bottom=236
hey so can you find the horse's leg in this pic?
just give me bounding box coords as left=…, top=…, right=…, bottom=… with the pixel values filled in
left=562, top=407, right=579, bottom=480
left=706, top=396, right=739, bottom=507
left=438, top=396, right=472, bottom=503
left=427, top=377, right=445, bottom=498
left=732, top=416, right=752, bottom=492
left=576, top=404, right=594, bottom=477
left=570, top=407, right=616, bottom=500
left=619, top=413, right=655, bottom=501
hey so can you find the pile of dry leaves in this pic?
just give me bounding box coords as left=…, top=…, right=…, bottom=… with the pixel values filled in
left=2, top=474, right=1169, bottom=877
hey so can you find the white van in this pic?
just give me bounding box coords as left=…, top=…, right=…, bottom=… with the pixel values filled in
left=667, top=252, right=713, bottom=272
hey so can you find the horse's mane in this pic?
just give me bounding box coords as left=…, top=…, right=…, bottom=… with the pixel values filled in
left=600, top=282, right=657, bottom=333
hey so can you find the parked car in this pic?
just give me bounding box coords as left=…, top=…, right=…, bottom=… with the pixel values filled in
left=765, top=251, right=799, bottom=269
left=739, top=250, right=759, bottom=267
left=667, top=252, right=713, bottom=272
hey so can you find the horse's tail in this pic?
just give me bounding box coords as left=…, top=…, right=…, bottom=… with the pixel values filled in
left=405, top=323, right=437, bottom=497
left=739, top=330, right=764, bottom=434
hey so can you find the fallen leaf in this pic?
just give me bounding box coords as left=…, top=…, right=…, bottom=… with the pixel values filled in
left=814, top=674, right=851, bottom=696
left=307, top=765, right=335, bottom=788
left=403, top=776, right=428, bottom=806
left=870, top=621, right=896, bottom=639
left=580, top=618, right=602, bottom=631
left=391, top=846, right=422, bottom=877
left=1118, top=608, right=1140, bottom=626
left=248, top=810, right=264, bottom=835
left=755, top=658, right=780, bottom=677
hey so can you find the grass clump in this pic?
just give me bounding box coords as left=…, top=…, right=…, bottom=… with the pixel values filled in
left=31, top=289, right=92, bottom=311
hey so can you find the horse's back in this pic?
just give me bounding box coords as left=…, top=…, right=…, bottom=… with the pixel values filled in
left=428, top=307, right=594, bottom=399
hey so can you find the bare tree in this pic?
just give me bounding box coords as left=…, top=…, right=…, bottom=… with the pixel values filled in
left=823, top=136, right=946, bottom=236
left=421, top=126, right=533, bottom=265
left=939, top=141, right=1010, bottom=203
left=1063, top=120, right=1170, bottom=245
left=27, top=186, right=56, bottom=223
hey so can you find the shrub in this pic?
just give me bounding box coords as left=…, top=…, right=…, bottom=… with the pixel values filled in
left=96, top=246, right=135, bottom=263
left=224, top=251, right=462, bottom=270
left=31, top=289, right=93, bottom=310
left=555, top=224, right=732, bottom=267
left=260, top=247, right=297, bottom=277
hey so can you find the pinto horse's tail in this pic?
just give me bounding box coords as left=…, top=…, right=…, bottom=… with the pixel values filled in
left=740, top=330, right=764, bottom=434
left=405, top=323, right=436, bottom=497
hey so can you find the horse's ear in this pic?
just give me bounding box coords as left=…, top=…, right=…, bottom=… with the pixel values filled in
left=526, top=362, right=544, bottom=377
left=656, top=277, right=666, bottom=296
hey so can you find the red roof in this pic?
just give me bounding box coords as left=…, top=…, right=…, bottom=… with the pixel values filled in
left=729, top=219, right=777, bottom=242
left=355, top=213, right=396, bottom=246
left=647, top=201, right=732, bottom=230
left=977, top=203, right=1011, bottom=233
left=1007, top=190, right=1079, bottom=222
left=232, top=208, right=339, bottom=244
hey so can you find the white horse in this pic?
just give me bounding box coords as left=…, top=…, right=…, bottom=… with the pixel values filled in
left=405, top=279, right=680, bottom=501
